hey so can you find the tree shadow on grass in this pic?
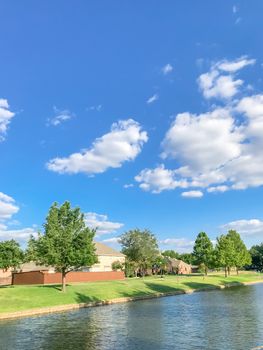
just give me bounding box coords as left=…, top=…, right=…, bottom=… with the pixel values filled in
left=182, top=281, right=223, bottom=291
left=144, top=281, right=184, bottom=294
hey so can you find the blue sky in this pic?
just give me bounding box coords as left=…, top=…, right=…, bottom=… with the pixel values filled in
left=1, top=1, right=263, bottom=252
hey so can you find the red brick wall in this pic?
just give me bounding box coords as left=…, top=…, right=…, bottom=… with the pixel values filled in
left=12, top=271, right=125, bottom=285
left=12, top=271, right=44, bottom=285
left=44, top=271, right=125, bottom=284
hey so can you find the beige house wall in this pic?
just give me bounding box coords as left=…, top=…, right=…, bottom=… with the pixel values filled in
left=89, top=255, right=125, bottom=272
left=0, top=269, right=12, bottom=278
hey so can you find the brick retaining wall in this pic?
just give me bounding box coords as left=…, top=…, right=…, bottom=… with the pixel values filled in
left=12, top=271, right=125, bottom=285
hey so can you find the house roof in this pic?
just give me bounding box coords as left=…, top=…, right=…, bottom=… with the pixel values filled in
left=168, top=258, right=191, bottom=268
left=95, top=242, right=125, bottom=257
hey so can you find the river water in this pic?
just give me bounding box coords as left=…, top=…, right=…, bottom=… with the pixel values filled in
left=1, top=284, right=263, bottom=350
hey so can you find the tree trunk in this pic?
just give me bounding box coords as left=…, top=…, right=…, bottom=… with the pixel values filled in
left=236, top=267, right=239, bottom=275
left=205, top=266, right=208, bottom=276
left=62, top=270, right=67, bottom=292
left=227, top=267, right=230, bottom=276
left=225, top=266, right=227, bottom=277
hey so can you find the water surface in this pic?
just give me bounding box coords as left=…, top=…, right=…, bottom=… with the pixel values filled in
left=1, top=284, right=263, bottom=350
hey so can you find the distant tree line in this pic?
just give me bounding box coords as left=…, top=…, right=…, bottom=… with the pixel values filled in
left=116, top=229, right=252, bottom=278
left=0, top=201, right=261, bottom=292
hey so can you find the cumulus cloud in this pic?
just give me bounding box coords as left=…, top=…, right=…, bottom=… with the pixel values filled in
left=147, top=94, right=159, bottom=104
left=135, top=165, right=188, bottom=193
left=47, top=119, right=148, bottom=175
left=198, top=56, right=255, bottom=99
left=0, top=192, right=19, bottom=220
left=84, top=212, right=123, bottom=235
left=136, top=57, right=263, bottom=195
left=159, top=238, right=195, bottom=253
left=162, top=63, right=173, bottom=75
left=0, top=98, right=15, bottom=141
left=47, top=107, right=74, bottom=126
left=221, top=219, right=263, bottom=236
left=0, top=192, right=37, bottom=243
left=181, top=190, right=203, bottom=198
left=0, top=227, right=37, bottom=242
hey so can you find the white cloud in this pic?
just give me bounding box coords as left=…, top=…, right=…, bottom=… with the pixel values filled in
left=135, top=165, right=188, bottom=193
left=198, top=57, right=255, bottom=100
left=161, top=108, right=243, bottom=172
left=123, top=184, right=134, bottom=189
left=162, top=63, right=173, bottom=75
left=217, top=57, right=255, bottom=73
left=84, top=212, right=123, bottom=235
left=136, top=57, right=263, bottom=195
left=101, top=237, right=120, bottom=244
left=181, top=190, right=203, bottom=198
left=47, top=119, right=148, bottom=175
left=47, top=107, right=74, bottom=126
left=0, top=227, right=37, bottom=242
left=160, top=238, right=195, bottom=253
left=0, top=192, right=19, bottom=220
left=147, top=94, right=159, bottom=104
left=207, top=185, right=229, bottom=193
left=221, top=219, right=263, bottom=236
left=0, top=192, right=37, bottom=243
left=0, top=98, right=15, bottom=141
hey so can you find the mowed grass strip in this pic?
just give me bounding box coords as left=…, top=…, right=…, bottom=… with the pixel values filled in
left=0, top=272, right=262, bottom=313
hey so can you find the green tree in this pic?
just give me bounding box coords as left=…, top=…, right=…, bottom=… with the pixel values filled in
left=162, top=250, right=180, bottom=259
left=111, top=260, right=124, bottom=271
left=226, top=230, right=251, bottom=274
left=27, top=201, right=98, bottom=292
left=193, top=232, right=214, bottom=275
left=0, top=239, right=24, bottom=271
left=215, top=234, right=235, bottom=277
left=119, top=229, right=159, bottom=276
left=250, top=244, right=263, bottom=272
left=179, top=253, right=195, bottom=265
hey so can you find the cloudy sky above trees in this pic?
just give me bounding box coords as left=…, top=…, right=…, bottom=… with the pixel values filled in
left=1, top=1, right=263, bottom=252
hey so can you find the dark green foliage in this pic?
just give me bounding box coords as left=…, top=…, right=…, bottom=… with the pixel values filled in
left=179, top=253, right=195, bottom=265
left=27, top=201, right=98, bottom=291
left=0, top=239, right=23, bottom=271
left=119, top=229, right=159, bottom=276
left=215, top=230, right=251, bottom=276
left=249, top=244, right=263, bottom=272
left=226, top=230, right=251, bottom=273
left=193, top=232, right=214, bottom=274
left=111, top=260, right=124, bottom=271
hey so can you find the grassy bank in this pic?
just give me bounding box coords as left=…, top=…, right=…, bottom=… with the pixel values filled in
left=0, top=272, right=262, bottom=314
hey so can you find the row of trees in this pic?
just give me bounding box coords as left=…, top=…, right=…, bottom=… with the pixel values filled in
left=0, top=201, right=258, bottom=291
left=192, top=231, right=251, bottom=277
left=118, top=230, right=252, bottom=278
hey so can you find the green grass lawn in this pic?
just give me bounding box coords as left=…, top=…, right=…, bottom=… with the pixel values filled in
left=0, top=272, right=262, bottom=314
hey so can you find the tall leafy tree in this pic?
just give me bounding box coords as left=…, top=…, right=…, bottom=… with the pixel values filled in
left=179, top=253, right=195, bottom=265
left=193, top=232, right=214, bottom=275
left=215, top=234, right=236, bottom=277
left=226, top=230, right=251, bottom=274
left=162, top=250, right=180, bottom=259
left=27, top=201, right=98, bottom=292
left=119, top=229, right=159, bottom=276
left=0, top=239, right=24, bottom=271
left=250, top=244, right=263, bottom=272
